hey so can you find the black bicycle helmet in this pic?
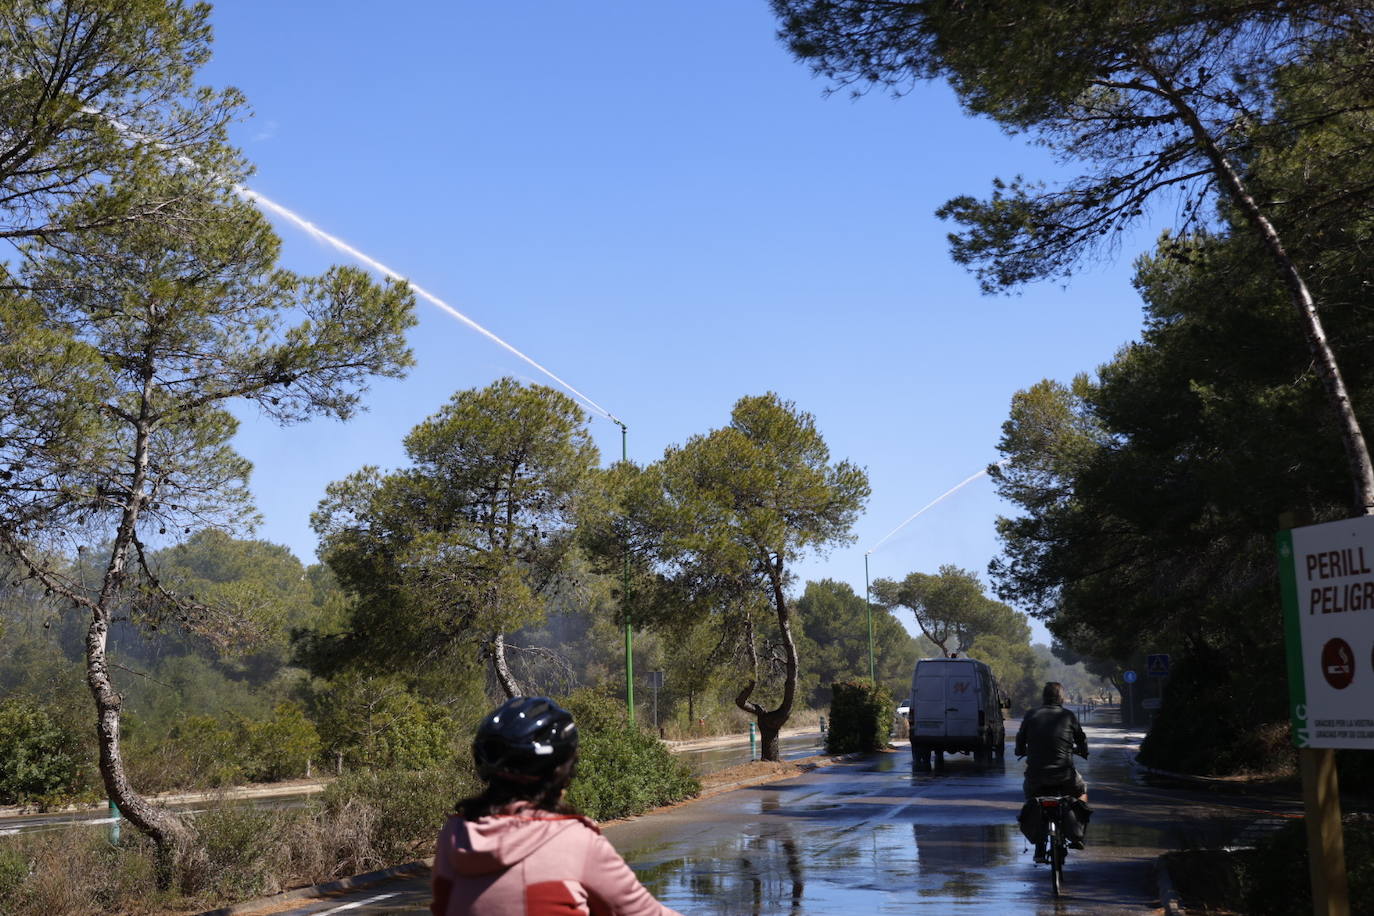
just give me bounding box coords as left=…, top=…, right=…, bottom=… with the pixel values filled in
left=472, top=696, right=579, bottom=783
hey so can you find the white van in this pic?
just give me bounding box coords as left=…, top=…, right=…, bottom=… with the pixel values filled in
left=908, top=656, right=1008, bottom=770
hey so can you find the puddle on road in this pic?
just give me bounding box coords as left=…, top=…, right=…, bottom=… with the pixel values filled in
left=632, top=806, right=1029, bottom=913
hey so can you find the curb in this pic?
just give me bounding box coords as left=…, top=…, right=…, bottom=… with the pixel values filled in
left=1156, top=853, right=1184, bottom=916
left=195, top=860, right=431, bottom=916
left=1134, top=758, right=1297, bottom=795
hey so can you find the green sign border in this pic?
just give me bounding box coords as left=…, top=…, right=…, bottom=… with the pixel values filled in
left=1276, top=529, right=1307, bottom=746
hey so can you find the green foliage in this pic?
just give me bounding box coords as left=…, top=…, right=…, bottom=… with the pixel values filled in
left=586, top=394, right=869, bottom=754
left=563, top=689, right=700, bottom=821
left=825, top=680, right=892, bottom=754
left=310, top=674, right=455, bottom=771
left=0, top=846, right=27, bottom=905
left=0, top=0, right=247, bottom=241
left=126, top=701, right=321, bottom=791
left=794, top=579, right=919, bottom=705
left=873, top=565, right=1026, bottom=658
left=1137, top=650, right=1293, bottom=776
left=0, top=697, right=88, bottom=804
left=968, top=634, right=1043, bottom=714
left=773, top=2, right=1374, bottom=295
left=243, top=703, right=322, bottom=781
left=311, top=378, right=598, bottom=690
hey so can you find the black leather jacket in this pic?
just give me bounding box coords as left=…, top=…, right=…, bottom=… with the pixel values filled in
left=1014, top=703, right=1088, bottom=782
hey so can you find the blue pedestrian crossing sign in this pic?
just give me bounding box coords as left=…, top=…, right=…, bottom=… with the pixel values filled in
left=1146, top=654, right=1171, bottom=677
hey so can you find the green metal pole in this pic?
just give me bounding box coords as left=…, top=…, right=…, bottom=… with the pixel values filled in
left=865, top=553, right=875, bottom=682
left=621, top=423, right=634, bottom=726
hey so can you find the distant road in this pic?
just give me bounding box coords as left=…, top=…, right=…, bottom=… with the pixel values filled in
left=0, top=728, right=827, bottom=837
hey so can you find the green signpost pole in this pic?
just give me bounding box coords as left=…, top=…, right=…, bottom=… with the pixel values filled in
left=864, top=553, right=875, bottom=682
left=621, top=423, right=634, bottom=726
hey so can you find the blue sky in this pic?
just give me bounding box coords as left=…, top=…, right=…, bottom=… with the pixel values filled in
left=202, top=2, right=1151, bottom=644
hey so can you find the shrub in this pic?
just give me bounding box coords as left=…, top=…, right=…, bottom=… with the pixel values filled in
left=1242, top=813, right=1374, bottom=916
left=563, top=688, right=700, bottom=822
left=0, top=830, right=161, bottom=916
left=322, top=764, right=476, bottom=864
left=826, top=680, right=893, bottom=754
left=311, top=674, right=455, bottom=770
left=183, top=805, right=284, bottom=900
left=241, top=702, right=321, bottom=782
left=0, top=847, right=27, bottom=907
left=165, top=715, right=245, bottom=788
left=0, top=697, right=87, bottom=804
left=1138, top=647, right=1290, bottom=776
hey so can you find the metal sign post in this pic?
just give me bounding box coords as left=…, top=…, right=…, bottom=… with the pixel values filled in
left=646, top=670, right=664, bottom=731
left=1122, top=669, right=1137, bottom=728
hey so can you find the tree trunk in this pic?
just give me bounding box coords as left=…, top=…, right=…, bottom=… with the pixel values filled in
left=757, top=710, right=786, bottom=761
left=491, top=631, right=519, bottom=697
left=1138, top=50, right=1374, bottom=516
left=88, top=371, right=194, bottom=886
left=732, top=556, right=800, bottom=762
left=86, top=606, right=193, bottom=885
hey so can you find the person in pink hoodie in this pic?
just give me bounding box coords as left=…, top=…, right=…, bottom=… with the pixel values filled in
left=430, top=696, right=684, bottom=916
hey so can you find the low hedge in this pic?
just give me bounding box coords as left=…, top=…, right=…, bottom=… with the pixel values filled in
left=826, top=679, right=892, bottom=754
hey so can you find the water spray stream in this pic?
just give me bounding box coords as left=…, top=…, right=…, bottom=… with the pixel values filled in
left=865, top=458, right=1010, bottom=557
left=236, top=188, right=624, bottom=428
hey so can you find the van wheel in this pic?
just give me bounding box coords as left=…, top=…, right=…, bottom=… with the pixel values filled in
left=912, top=743, right=932, bottom=772
left=994, top=738, right=1005, bottom=761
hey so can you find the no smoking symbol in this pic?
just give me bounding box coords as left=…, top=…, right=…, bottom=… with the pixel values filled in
left=1321, top=638, right=1355, bottom=690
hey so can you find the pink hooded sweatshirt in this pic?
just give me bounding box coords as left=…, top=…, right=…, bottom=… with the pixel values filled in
left=429, top=805, right=683, bottom=916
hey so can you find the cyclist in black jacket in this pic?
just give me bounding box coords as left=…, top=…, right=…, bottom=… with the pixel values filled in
left=1015, top=682, right=1089, bottom=862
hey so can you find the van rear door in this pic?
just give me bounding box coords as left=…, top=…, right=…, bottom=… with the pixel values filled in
left=913, top=666, right=948, bottom=738
left=944, top=661, right=979, bottom=738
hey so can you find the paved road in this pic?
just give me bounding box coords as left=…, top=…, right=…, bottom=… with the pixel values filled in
left=228, top=723, right=1305, bottom=915
left=674, top=731, right=825, bottom=774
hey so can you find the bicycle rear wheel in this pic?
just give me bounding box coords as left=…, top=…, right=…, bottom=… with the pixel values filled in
left=1050, top=833, right=1065, bottom=897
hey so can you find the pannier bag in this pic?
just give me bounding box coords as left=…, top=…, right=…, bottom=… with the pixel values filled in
left=1017, top=797, right=1092, bottom=846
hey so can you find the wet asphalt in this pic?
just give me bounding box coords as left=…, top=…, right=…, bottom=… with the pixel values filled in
left=231, top=721, right=1306, bottom=915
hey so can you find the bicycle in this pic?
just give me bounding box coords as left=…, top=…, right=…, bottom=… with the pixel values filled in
left=1034, top=795, right=1075, bottom=897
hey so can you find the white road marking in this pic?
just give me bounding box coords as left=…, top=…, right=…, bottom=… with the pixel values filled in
left=315, top=892, right=398, bottom=914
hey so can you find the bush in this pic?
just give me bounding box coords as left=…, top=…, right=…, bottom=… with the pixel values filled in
left=563, top=688, right=700, bottom=822
left=0, top=697, right=88, bottom=804
left=241, top=702, right=321, bottom=781
left=826, top=680, right=893, bottom=754
left=1167, top=813, right=1374, bottom=916
left=183, top=805, right=285, bottom=900
left=0, top=830, right=161, bottom=916
left=311, top=674, right=455, bottom=770
left=1242, top=814, right=1374, bottom=916
left=0, top=847, right=27, bottom=907
left=322, top=764, right=476, bottom=864
left=1138, top=646, right=1290, bottom=776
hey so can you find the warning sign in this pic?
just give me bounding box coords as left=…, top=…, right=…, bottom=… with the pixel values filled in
left=1278, top=517, right=1374, bottom=750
